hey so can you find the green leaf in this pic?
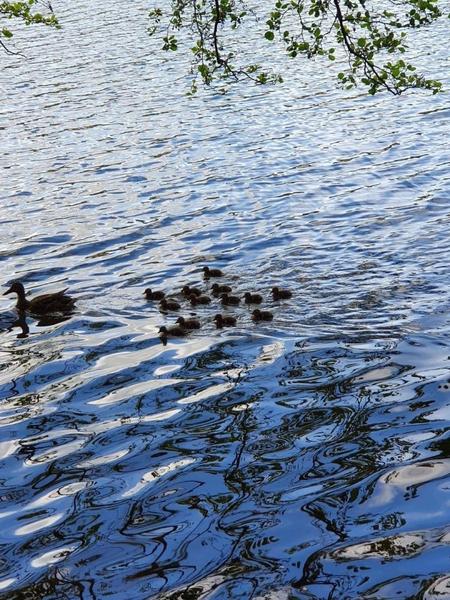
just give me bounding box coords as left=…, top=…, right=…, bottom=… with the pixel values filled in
left=142, top=0, right=443, bottom=96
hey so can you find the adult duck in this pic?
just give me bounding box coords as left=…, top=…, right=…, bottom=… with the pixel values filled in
left=3, top=281, right=75, bottom=314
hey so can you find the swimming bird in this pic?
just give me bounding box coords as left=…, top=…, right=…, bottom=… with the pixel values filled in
left=214, top=314, right=236, bottom=328
left=181, top=285, right=202, bottom=298
left=189, top=294, right=211, bottom=306
left=176, top=316, right=201, bottom=329
left=211, top=283, right=232, bottom=296
left=244, top=292, right=263, bottom=304
left=272, top=287, right=292, bottom=300
left=3, top=281, right=75, bottom=314
left=159, top=325, right=187, bottom=338
left=252, top=309, right=273, bottom=322
left=203, top=266, right=223, bottom=278
left=221, top=293, right=240, bottom=306
left=160, top=298, right=181, bottom=311
left=144, top=288, right=165, bottom=301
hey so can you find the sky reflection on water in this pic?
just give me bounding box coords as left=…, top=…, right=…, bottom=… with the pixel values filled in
left=0, top=1, right=450, bottom=598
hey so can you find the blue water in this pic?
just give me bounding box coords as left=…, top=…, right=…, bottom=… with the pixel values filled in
left=0, top=2, right=450, bottom=598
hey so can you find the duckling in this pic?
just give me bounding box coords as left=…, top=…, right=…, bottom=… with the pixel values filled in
left=176, top=316, right=201, bottom=329
left=272, top=287, right=292, bottom=300
left=221, top=293, right=240, bottom=306
left=3, top=281, right=75, bottom=314
left=214, top=314, right=236, bottom=328
left=181, top=285, right=202, bottom=298
left=252, top=309, right=273, bottom=322
left=203, top=266, right=224, bottom=278
left=145, top=288, right=165, bottom=301
left=244, top=292, right=263, bottom=304
left=189, top=294, right=211, bottom=306
left=159, top=325, right=187, bottom=339
left=160, top=298, right=181, bottom=311
left=211, top=283, right=232, bottom=296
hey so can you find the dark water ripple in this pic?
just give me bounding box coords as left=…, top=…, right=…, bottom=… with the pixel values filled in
left=0, top=1, right=450, bottom=598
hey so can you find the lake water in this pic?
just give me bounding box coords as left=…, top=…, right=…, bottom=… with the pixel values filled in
left=1, top=2, right=450, bottom=598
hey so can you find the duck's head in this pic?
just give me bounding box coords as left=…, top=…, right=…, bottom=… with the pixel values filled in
left=252, top=309, right=261, bottom=317
left=176, top=317, right=185, bottom=325
left=182, top=285, right=191, bottom=294
left=213, top=314, right=222, bottom=322
left=272, top=287, right=280, bottom=294
left=159, top=326, right=168, bottom=334
left=4, top=281, right=25, bottom=296
left=202, top=267, right=210, bottom=274
left=244, top=292, right=252, bottom=300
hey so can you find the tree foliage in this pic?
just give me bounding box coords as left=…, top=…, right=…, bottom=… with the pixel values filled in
left=148, top=0, right=446, bottom=94
left=1, top=0, right=59, bottom=54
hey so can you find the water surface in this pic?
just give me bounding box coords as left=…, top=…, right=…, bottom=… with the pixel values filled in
left=1, top=2, right=450, bottom=598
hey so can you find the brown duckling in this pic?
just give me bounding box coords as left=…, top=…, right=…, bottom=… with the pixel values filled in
left=160, top=298, right=181, bottom=311
left=203, top=266, right=224, bottom=278
left=244, top=292, right=263, bottom=304
left=214, top=314, right=236, bottom=328
left=211, top=283, right=232, bottom=296
left=221, top=293, right=240, bottom=306
left=181, top=285, right=202, bottom=298
left=252, top=309, right=273, bottom=322
left=144, top=288, right=165, bottom=301
left=3, top=281, right=75, bottom=314
left=159, top=325, right=187, bottom=339
left=176, top=316, right=201, bottom=330
left=272, top=287, right=292, bottom=300
left=189, top=294, right=211, bottom=306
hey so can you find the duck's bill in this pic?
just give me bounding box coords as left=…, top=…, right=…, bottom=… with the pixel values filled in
left=3, top=287, right=13, bottom=296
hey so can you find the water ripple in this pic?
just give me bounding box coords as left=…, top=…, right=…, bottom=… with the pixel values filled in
left=0, top=0, right=449, bottom=597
